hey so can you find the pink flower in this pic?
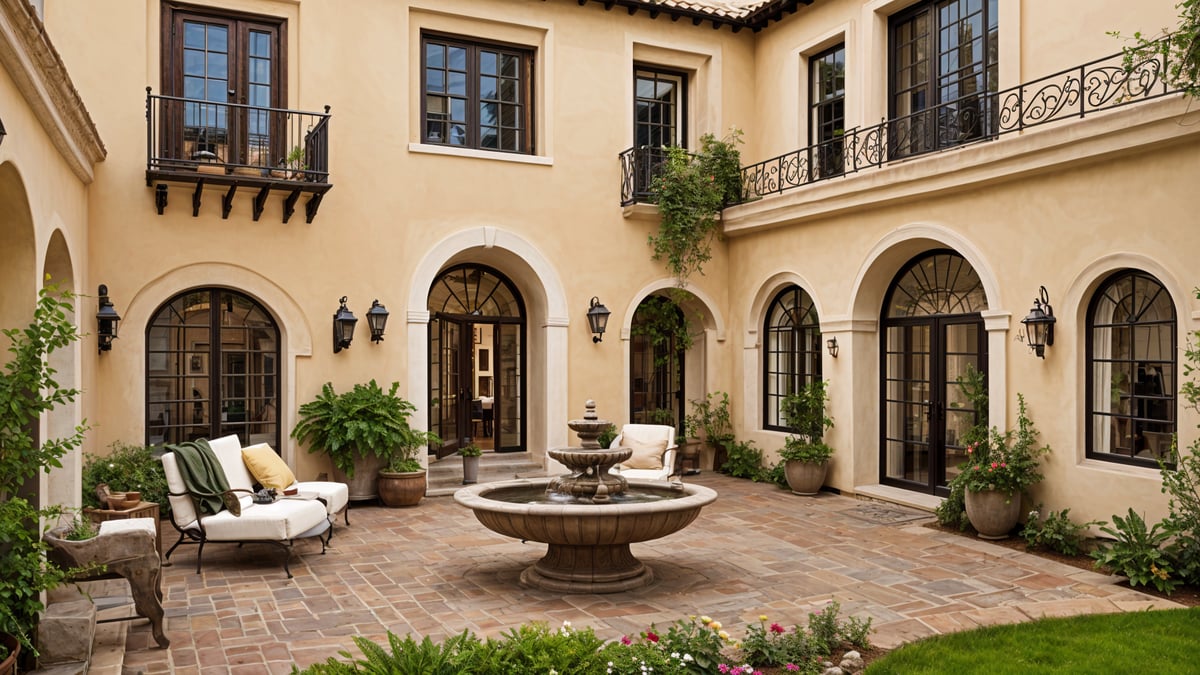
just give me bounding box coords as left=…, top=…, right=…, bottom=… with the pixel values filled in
left=645, top=631, right=659, bottom=643
left=620, top=635, right=631, bottom=645
left=718, top=665, right=731, bottom=674
left=786, top=665, right=799, bottom=672
left=991, top=462, right=999, bottom=469
left=1000, top=462, right=1007, bottom=468
left=769, top=623, right=785, bottom=634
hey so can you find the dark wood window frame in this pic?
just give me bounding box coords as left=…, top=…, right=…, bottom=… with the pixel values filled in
left=421, top=32, right=535, bottom=154
left=763, top=285, right=823, bottom=431
left=161, top=2, right=288, bottom=167
left=634, top=64, right=688, bottom=150
left=1085, top=270, right=1177, bottom=469
left=809, top=43, right=846, bottom=178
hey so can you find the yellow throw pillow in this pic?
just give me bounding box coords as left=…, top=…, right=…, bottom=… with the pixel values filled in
left=623, top=436, right=668, bottom=470
left=241, top=444, right=297, bottom=490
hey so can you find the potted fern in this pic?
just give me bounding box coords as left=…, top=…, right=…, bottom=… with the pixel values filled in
left=377, top=426, right=440, bottom=508
left=778, top=380, right=834, bottom=495
left=292, top=380, right=429, bottom=502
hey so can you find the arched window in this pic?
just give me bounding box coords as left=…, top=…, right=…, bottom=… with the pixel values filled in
left=763, top=285, right=822, bottom=430
left=146, top=289, right=280, bottom=450
left=1087, top=270, right=1176, bottom=467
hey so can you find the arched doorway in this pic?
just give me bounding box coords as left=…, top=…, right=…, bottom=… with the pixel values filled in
left=630, top=295, right=687, bottom=431
left=428, top=264, right=525, bottom=457
left=145, top=289, right=281, bottom=449
left=880, top=250, right=987, bottom=495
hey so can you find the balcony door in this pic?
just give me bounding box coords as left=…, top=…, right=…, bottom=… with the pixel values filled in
left=162, top=4, right=285, bottom=167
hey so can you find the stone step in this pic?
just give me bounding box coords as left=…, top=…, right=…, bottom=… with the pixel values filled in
left=426, top=451, right=546, bottom=496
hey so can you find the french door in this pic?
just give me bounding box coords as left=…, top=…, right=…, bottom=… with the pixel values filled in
left=880, top=251, right=987, bottom=495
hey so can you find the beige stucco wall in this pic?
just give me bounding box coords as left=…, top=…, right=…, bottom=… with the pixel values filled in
left=31, top=0, right=1198, bottom=526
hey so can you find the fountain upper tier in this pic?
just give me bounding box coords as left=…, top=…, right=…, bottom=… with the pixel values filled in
left=546, top=400, right=631, bottom=502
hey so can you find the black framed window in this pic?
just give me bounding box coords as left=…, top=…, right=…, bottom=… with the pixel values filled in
left=146, top=289, right=281, bottom=451
left=422, top=34, right=533, bottom=153
left=1087, top=270, right=1176, bottom=467
left=635, top=66, right=686, bottom=149
left=889, top=0, right=998, bottom=157
left=809, top=44, right=846, bottom=179
left=764, top=286, right=822, bottom=430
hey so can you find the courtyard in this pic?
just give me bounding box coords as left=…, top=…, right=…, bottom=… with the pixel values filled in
left=113, top=473, right=1179, bottom=673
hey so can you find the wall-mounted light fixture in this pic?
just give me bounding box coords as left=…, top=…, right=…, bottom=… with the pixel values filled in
left=586, top=297, right=611, bottom=343
left=1020, top=285, right=1056, bottom=359
left=96, top=284, right=121, bottom=353
left=367, top=299, right=389, bottom=343
left=332, top=296, right=358, bottom=353
left=826, top=336, right=839, bottom=358
left=0, top=116, right=6, bottom=148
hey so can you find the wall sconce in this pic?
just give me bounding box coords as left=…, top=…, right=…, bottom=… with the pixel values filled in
left=826, top=336, right=839, bottom=358
left=586, top=297, right=611, bottom=343
left=332, top=296, right=358, bottom=353
left=366, top=299, right=389, bottom=343
left=0, top=116, right=6, bottom=148
left=96, top=284, right=121, bottom=353
left=1020, top=285, right=1056, bottom=359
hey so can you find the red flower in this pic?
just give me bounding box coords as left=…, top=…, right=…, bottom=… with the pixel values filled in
left=621, top=635, right=631, bottom=645
left=770, top=623, right=785, bottom=634
left=645, top=631, right=659, bottom=643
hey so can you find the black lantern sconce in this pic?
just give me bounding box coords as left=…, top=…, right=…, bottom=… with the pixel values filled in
left=366, top=299, right=389, bottom=344
left=332, top=296, right=358, bottom=353
left=586, top=297, right=611, bottom=343
left=1020, top=286, right=1056, bottom=359
left=826, top=336, right=839, bottom=358
left=96, top=284, right=121, bottom=353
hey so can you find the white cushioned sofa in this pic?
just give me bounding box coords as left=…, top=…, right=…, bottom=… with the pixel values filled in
left=608, top=424, right=677, bottom=481
left=161, top=435, right=349, bottom=577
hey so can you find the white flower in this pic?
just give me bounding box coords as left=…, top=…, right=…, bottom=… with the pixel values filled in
left=671, top=652, right=680, bottom=659
left=683, top=654, right=694, bottom=662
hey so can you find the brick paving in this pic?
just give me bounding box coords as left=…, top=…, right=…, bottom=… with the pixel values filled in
left=122, top=473, right=1180, bottom=673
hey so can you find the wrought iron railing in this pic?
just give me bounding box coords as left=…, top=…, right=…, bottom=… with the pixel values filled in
left=619, top=145, right=671, bottom=207
left=145, top=88, right=331, bottom=183
left=740, top=42, right=1177, bottom=200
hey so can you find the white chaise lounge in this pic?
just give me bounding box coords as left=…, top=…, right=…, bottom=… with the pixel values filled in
left=609, top=424, right=677, bottom=481
left=161, top=436, right=348, bottom=577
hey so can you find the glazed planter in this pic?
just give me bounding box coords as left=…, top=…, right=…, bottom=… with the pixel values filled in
left=0, top=633, right=19, bottom=675
left=964, top=488, right=1022, bottom=539
left=784, top=459, right=829, bottom=496
left=462, top=455, right=480, bottom=484
left=331, top=454, right=387, bottom=501
left=378, top=470, right=426, bottom=507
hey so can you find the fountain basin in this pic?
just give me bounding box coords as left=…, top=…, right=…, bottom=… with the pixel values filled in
left=455, top=478, right=717, bottom=594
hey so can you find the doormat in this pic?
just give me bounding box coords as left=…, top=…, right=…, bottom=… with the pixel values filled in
left=841, top=502, right=931, bottom=525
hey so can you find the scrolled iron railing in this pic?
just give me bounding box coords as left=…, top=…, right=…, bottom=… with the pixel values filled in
left=145, top=88, right=331, bottom=183
left=740, top=42, right=1177, bottom=201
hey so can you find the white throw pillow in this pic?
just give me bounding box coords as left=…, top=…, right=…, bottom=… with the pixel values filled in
left=622, top=436, right=668, bottom=470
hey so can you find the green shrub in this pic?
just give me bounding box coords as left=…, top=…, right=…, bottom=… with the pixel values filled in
left=1020, top=506, right=1099, bottom=556
left=1091, top=508, right=1179, bottom=593
left=300, top=630, right=480, bottom=674
left=738, top=602, right=872, bottom=673
left=81, top=441, right=169, bottom=513
left=722, top=439, right=764, bottom=479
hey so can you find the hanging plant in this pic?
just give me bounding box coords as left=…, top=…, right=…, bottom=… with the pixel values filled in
left=648, top=129, right=743, bottom=285
left=1111, top=0, right=1200, bottom=99
left=630, top=294, right=693, bottom=367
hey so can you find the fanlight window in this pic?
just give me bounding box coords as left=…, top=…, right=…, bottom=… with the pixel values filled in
left=428, top=265, right=521, bottom=317
left=886, top=252, right=986, bottom=317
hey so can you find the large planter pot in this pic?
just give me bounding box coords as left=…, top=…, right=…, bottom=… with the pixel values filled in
left=462, top=455, right=480, bottom=484
left=0, top=633, right=19, bottom=675
left=784, top=459, right=828, bottom=496
left=964, top=488, right=1022, bottom=539
left=331, top=454, right=387, bottom=501
left=677, top=438, right=702, bottom=475
left=378, top=470, right=426, bottom=507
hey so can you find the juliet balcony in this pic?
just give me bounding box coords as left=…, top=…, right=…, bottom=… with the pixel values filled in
left=620, top=40, right=1181, bottom=208
left=144, top=88, right=332, bottom=223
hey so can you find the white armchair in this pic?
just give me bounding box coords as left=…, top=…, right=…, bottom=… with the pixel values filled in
left=609, top=424, right=677, bottom=481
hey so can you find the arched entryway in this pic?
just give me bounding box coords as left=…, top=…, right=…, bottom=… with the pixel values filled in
left=881, top=250, right=987, bottom=495
left=629, top=295, right=687, bottom=430
left=145, top=288, right=282, bottom=449
left=428, top=264, right=525, bottom=457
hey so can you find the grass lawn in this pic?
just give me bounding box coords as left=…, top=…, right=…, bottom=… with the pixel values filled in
left=864, top=607, right=1200, bottom=674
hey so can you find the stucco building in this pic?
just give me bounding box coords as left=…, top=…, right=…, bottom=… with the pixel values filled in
left=2, top=0, right=1197, bottom=527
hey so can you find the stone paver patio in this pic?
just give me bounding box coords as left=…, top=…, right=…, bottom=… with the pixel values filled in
left=119, top=473, right=1179, bottom=673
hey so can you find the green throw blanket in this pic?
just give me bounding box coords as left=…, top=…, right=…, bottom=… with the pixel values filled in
left=168, top=439, right=236, bottom=516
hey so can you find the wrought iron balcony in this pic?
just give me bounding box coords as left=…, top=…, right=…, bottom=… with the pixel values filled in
left=145, top=88, right=332, bottom=223
left=741, top=42, right=1179, bottom=200
left=619, top=145, right=670, bottom=207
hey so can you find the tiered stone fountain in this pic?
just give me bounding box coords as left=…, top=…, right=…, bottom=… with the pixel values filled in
left=454, top=401, right=717, bottom=593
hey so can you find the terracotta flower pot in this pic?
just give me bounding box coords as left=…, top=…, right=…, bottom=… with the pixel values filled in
left=964, top=488, right=1021, bottom=539
left=377, top=470, right=426, bottom=507
left=784, top=459, right=828, bottom=496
